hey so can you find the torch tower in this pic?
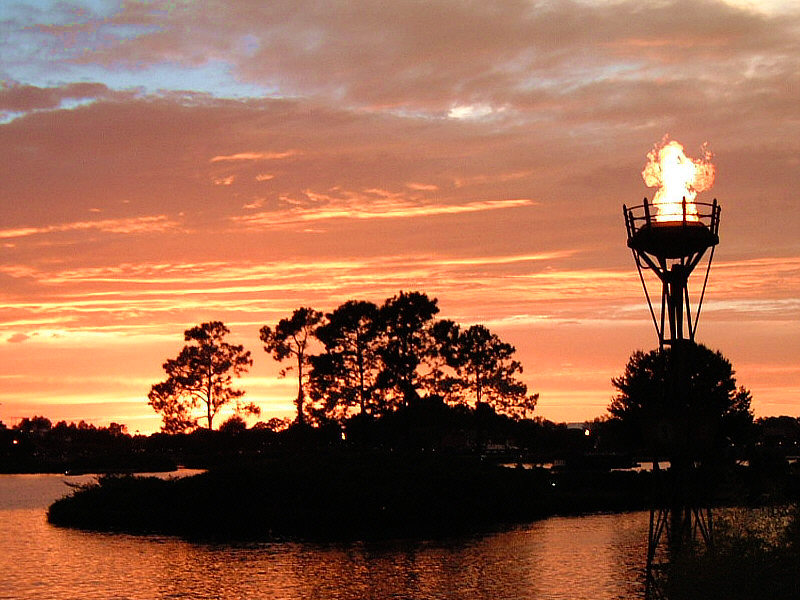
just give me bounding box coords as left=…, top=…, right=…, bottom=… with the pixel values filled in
left=623, top=196, right=720, bottom=349
left=622, top=138, right=721, bottom=598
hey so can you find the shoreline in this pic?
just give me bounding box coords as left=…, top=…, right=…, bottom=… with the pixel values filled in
left=46, top=452, right=656, bottom=543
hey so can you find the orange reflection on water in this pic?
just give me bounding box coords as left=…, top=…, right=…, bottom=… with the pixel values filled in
left=2, top=473, right=650, bottom=600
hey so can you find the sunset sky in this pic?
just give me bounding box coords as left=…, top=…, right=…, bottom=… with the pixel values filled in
left=1, top=0, right=799, bottom=433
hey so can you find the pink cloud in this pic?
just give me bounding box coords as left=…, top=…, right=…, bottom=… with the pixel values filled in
left=44, top=0, right=798, bottom=120
left=210, top=150, right=298, bottom=162
left=0, top=82, right=110, bottom=112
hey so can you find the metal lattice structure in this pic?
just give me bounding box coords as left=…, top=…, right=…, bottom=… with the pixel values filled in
left=622, top=197, right=721, bottom=599
left=623, top=198, right=720, bottom=348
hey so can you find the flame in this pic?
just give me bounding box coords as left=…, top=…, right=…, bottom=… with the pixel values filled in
left=642, top=136, right=715, bottom=222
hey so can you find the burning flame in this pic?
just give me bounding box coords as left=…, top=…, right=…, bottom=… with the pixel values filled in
left=642, top=136, right=715, bottom=222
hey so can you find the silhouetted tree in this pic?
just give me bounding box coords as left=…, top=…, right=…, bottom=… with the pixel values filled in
left=107, top=422, right=128, bottom=437
left=754, top=416, right=800, bottom=458
left=427, top=318, right=462, bottom=402
left=497, top=392, right=540, bottom=421
left=309, top=300, right=383, bottom=420
left=219, top=414, right=247, bottom=435
left=377, top=291, right=440, bottom=410
left=148, top=382, right=197, bottom=433
left=14, top=415, right=52, bottom=436
left=608, top=343, right=753, bottom=458
left=255, top=417, right=292, bottom=432
left=445, top=324, right=533, bottom=417
left=235, top=400, right=262, bottom=421
left=261, top=292, right=540, bottom=427
left=260, top=307, right=323, bottom=425
left=148, top=321, right=253, bottom=432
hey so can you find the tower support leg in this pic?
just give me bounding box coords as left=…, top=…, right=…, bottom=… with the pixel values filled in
left=644, top=469, right=714, bottom=599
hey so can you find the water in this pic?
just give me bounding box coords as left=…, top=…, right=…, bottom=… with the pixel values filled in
left=0, top=472, right=648, bottom=599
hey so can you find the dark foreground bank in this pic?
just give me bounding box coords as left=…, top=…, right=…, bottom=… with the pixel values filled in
left=47, top=452, right=652, bottom=541
left=665, top=505, right=800, bottom=600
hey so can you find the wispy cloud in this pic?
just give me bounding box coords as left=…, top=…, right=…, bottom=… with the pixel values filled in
left=454, top=171, right=534, bottom=188
left=405, top=182, right=439, bottom=191
left=233, top=196, right=535, bottom=228
left=0, top=215, right=180, bottom=239
left=210, top=150, right=298, bottom=162
left=5, top=254, right=798, bottom=332
left=0, top=250, right=591, bottom=336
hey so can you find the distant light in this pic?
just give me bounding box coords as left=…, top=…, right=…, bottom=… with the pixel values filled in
left=584, top=429, right=591, bottom=436
left=12, top=439, right=19, bottom=445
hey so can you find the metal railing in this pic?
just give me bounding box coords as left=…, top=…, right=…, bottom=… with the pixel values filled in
left=623, top=198, right=720, bottom=240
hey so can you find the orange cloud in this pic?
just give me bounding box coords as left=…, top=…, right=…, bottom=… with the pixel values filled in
left=233, top=196, right=535, bottom=227
left=0, top=216, right=180, bottom=239
left=210, top=151, right=298, bottom=162
left=406, top=182, right=439, bottom=191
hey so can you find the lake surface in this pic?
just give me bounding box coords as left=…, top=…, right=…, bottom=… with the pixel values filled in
left=0, top=472, right=648, bottom=599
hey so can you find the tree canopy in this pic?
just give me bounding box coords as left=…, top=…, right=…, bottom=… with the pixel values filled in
left=309, top=300, right=383, bottom=420
left=260, top=307, right=323, bottom=425
left=608, top=343, right=753, bottom=458
left=445, top=324, right=534, bottom=417
left=148, top=321, right=255, bottom=433
left=376, top=291, right=441, bottom=409
left=296, top=292, right=537, bottom=423
left=146, top=292, right=538, bottom=433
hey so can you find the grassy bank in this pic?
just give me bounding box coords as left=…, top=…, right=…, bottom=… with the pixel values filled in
left=666, top=505, right=800, bottom=600
left=47, top=452, right=652, bottom=541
